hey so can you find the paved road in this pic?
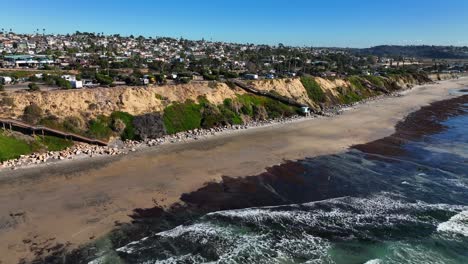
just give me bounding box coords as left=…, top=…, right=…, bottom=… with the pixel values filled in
left=2, top=82, right=59, bottom=92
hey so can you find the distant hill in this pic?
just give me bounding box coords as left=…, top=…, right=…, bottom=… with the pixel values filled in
left=354, top=45, right=468, bottom=59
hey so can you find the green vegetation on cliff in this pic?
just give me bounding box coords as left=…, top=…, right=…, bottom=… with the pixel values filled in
left=300, top=76, right=325, bottom=103
left=363, top=75, right=385, bottom=87
left=88, top=116, right=113, bottom=140
left=37, top=111, right=137, bottom=141
left=235, top=94, right=297, bottom=118
left=162, top=94, right=298, bottom=134
left=0, top=131, right=73, bottom=162
left=347, top=76, right=366, bottom=90
left=87, top=112, right=139, bottom=140
left=163, top=101, right=203, bottom=134
left=110, top=111, right=137, bottom=140
left=338, top=88, right=363, bottom=104
left=36, top=135, right=73, bottom=151
left=201, top=102, right=242, bottom=128
left=0, top=132, right=34, bottom=162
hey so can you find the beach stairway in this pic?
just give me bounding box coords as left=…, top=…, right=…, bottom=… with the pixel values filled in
left=0, top=118, right=108, bottom=146
left=229, top=79, right=314, bottom=112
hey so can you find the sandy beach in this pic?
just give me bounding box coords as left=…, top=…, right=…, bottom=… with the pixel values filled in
left=0, top=77, right=467, bottom=263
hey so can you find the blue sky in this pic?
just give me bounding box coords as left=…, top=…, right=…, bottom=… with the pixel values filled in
left=1, top=0, right=468, bottom=47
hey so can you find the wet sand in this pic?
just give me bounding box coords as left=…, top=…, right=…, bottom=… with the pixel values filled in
left=109, top=94, right=468, bottom=263
left=0, top=78, right=467, bottom=263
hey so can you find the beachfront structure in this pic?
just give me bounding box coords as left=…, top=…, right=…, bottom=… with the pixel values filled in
left=300, top=106, right=311, bottom=116
left=2, top=55, right=55, bottom=68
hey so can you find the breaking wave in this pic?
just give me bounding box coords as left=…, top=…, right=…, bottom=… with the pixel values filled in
left=86, top=97, right=468, bottom=264
left=117, top=193, right=468, bottom=263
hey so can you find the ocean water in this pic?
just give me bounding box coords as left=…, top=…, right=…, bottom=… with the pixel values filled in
left=89, top=97, right=468, bottom=264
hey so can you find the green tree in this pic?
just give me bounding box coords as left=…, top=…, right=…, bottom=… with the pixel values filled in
left=96, top=73, right=113, bottom=85
left=28, top=82, right=40, bottom=91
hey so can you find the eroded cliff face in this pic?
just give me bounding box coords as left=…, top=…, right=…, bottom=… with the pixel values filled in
left=0, top=73, right=444, bottom=123
left=250, top=78, right=315, bottom=106
left=250, top=73, right=434, bottom=110
left=0, top=82, right=240, bottom=120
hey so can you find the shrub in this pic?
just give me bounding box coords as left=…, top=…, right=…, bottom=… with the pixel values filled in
left=223, top=71, right=239, bottom=78
left=37, top=135, right=73, bottom=151
left=263, top=98, right=296, bottom=118
left=112, top=118, right=126, bottom=133
left=340, top=90, right=363, bottom=104
left=23, top=103, right=43, bottom=124
left=88, top=103, right=98, bottom=111
left=163, top=101, right=202, bottom=134
left=110, top=111, right=137, bottom=140
left=348, top=76, right=365, bottom=90
left=208, top=82, right=218, bottom=89
left=235, top=94, right=296, bottom=119
left=364, top=76, right=385, bottom=87
left=253, top=105, right=268, bottom=120
left=28, top=82, right=40, bottom=91
left=201, top=103, right=224, bottom=128
left=39, top=115, right=64, bottom=131
left=155, top=93, right=168, bottom=101
left=203, top=73, right=218, bottom=81
left=219, top=105, right=242, bottom=125
left=300, top=76, right=325, bottom=102
left=223, top=98, right=242, bottom=114
left=55, top=77, right=72, bottom=89
left=178, top=77, right=192, bottom=84
left=88, top=116, right=113, bottom=139
left=226, top=81, right=237, bottom=89
left=63, top=116, right=84, bottom=133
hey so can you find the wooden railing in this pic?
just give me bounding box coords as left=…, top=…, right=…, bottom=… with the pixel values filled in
left=0, top=118, right=108, bottom=146
left=229, top=79, right=312, bottom=110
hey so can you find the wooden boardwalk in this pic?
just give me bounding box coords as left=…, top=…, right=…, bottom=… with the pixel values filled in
left=0, top=118, right=108, bottom=146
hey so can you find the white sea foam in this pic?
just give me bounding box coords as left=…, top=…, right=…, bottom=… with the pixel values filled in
left=118, top=194, right=468, bottom=263
left=87, top=256, right=105, bottom=264
left=364, top=259, right=382, bottom=264
left=117, top=236, right=149, bottom=254
left=437, top=210, right=468, bottom=237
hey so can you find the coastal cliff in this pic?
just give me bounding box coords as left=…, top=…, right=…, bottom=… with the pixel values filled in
left=0, top=82, right=240, bottom=120
left=0, top=72, right=449, bottom=141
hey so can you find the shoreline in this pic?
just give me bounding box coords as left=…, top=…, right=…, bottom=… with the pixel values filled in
left=0, top=80, right=439, bottom=174
left=0, top=77, right=467, bottom=263
left=109, top=94, right=468, bottom=263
